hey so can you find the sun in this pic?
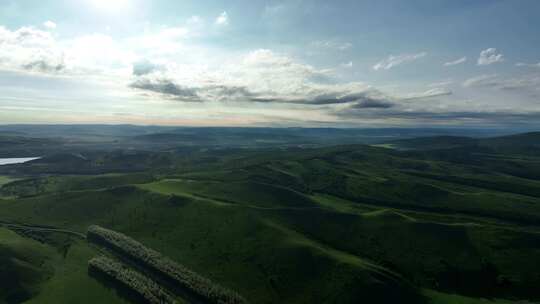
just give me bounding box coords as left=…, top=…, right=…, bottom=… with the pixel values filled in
left=90, top=0, right=130, bottom=12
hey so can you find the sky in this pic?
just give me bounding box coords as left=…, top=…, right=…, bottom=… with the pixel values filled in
left=1, top=0, right=540, bottom=127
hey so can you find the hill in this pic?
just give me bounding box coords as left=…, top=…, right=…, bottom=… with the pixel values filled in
left=0, top=130, right=540, bottom=303
left=390, top=132, right=540, bottom=155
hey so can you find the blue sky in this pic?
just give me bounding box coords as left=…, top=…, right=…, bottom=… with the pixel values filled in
left=1, top=0, right=539, bottom=127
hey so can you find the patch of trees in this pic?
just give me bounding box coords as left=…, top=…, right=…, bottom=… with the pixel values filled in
left=89, top=257, right=176, bottom=304
left=87, top=225, right=248, bottom=304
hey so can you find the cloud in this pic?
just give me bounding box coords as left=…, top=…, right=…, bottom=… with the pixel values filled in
left=43, top=21, right=57, bottom=29
left=0, top=26, right=64, bottom=73
left=130, top=74, right=261, bottom=103
left=401, top=88, right=452, bottom=100
left=241, top=49, right=333, bottom=82
left=477, top=48, right=504, bottom=65
left=463, top=74, right=499, bottom=88
left=66, top=33, right=135, bottom=73
left=5, top=22, right=538, bottom=128
left=186, top=16, right=203, bottom=25
left=0, top=25, right=138, bottom=78
left=128, top=49, right=392, bottom=107
left=463, top=74, right=540, bottom=90
left=372, top=52, right=427, bottom=71
left=129, top=73, right=386, bottom=106
left=0, top=23, right=198, bottom=77
left=126, top=26, right=191, bottom=57
left=341, top=61, right=353, bottom=68
left=0, top=26, right=55, bottom=46
left=311, top=40, right=353, bottom=51
left=128, top=48, right=457, bottom=112
left=132, top=60, right=165, bottom=76
left=516, top=62, right=540, bottom=68
left=444, top=57, right=466, bottom=66
left=330, top=86, right=459, bottom=124
left=349, top=98, right=395, bottom=109
left=215, top=11, right=229, bottom=26
left=303, top=90, right=392, bottom=106
left=22, top=59, right=65, bottom=73
left=428, top=80, right=454, bottom=87
left=496, top=76, right=540, bottom=91
left=129, top=77, right=200, bottom=101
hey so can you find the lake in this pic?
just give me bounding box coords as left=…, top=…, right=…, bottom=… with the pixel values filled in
left=0, top=157, right=41, bottom=166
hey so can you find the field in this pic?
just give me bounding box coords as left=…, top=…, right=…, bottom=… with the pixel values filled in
left=0, top=176, right=16, bottom=187
left=0, top=227, right=128, bottom=304
left=0, top=126, right=539, bottom=303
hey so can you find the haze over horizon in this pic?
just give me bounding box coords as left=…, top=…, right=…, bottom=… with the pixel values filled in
left=1, top=0, right=540, bottom=128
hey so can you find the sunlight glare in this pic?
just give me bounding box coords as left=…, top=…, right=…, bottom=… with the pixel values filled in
left=90, top=0, right=130, bottom=12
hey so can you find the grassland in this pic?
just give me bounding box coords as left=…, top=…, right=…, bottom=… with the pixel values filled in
left=0, top=175, right=16, bottom=187
left=0, top=131, right=540, bottom=303
left=24, top=241, right=130, bottom=304
left=0, top=227, right=54, bottom=303
left=0, top=185, right=424, bottom=303
left=0, top=227, right=129, bottom=304
left=423, top=289, right=535, bottom=304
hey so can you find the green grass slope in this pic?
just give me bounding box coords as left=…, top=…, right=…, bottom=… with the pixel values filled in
left=0, top=227, right=130, bottom=304
left=1, top=133, right=540, bottom=303
left=24, top=241, right=130, bottom=304
left=0, top=176, right=17, bottom=187
left=139, top=179, right=540, bottom=302
left=0, top=228, right=54, bottom=303
left=0, top=185, right=424, bottom=303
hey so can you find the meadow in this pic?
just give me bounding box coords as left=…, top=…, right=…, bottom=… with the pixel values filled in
left=0, top=128, right=539, bottom=303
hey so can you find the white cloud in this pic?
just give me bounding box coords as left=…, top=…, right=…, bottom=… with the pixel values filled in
left=43, top=21, right=57, bottom=29
left=187, top=16, right=203, bottom=25
left=516, top=62, right=540, bottom=68
left=498, top=76, right=540, bottom=90
left=372, top=52, right=427, bottom=71
left=4, top=22, right=535, bottom=126
left=463, top=74, right=540, bottom=90
left=341, top=61, right=353, bottom=68
left=129, top=49, right=387, bottom=106
left=125, top=26, right=191, bottom=57
left=0, top=26, right=55, bottom=47
left=4, top=22, right=539, bottom=126
left=401, top=88, right=452, bottom=100
left=183, top=16, right=207, bottom=37
left=477, top=48, right=504, bottom=65
left=0, top=23, right=210, bottom=82
left=215, top=11, right=229, bottom=26
left=463, top=74, right=499, bottom=87
left=0, top=25, right=138, bottom=79
left=0, top=26, right=64, bottom=73
left=66, top=33, right=135, bottom=72
left=312, top=40, right=352, bottom=51
left=444, top=57, right=466, bottom=66
left=429, top=80, right=454, bottom=87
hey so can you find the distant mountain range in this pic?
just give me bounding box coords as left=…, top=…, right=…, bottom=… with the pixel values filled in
left=390, top=132, right=540, bottom=155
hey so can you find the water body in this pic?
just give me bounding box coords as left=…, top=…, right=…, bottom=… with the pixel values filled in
left=0, top=157, right=41, bottom=166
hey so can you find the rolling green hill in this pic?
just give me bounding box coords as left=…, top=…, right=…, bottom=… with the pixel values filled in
left=0, top=131, right=540, bottom=303
left=390, top=132, right=540, bottom=155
